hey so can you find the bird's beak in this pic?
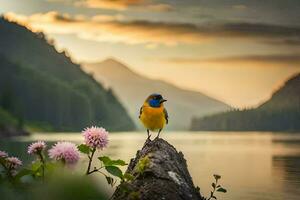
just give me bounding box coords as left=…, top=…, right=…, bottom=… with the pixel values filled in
left=160, top=99, right=167, bottom=104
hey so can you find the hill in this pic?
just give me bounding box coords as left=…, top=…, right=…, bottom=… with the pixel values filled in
left=190, top=73, right=300, bottom=131
left=0, top=107, right=28, bottom=138
left=0, top=17, right=135, bottom=132
left=83, top=59, right=230, bottom=130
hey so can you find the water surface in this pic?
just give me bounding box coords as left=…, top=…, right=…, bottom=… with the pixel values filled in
left=1, top=132, right=300, bottom=200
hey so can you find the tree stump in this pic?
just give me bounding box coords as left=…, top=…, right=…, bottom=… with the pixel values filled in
left=112, top=138, right=204, bottom=200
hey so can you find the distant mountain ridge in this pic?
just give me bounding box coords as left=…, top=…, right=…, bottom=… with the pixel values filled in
left=259, top=73, right=300, bottom=111
left=0, top=17, right=135, bottom=132
left=191, top=73, right=300, bottom=131
left=83, top=58, right=230, bottom=130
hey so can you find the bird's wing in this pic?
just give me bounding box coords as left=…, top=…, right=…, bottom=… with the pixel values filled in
left=139, top=106, right=143, bottom=119
left=164, top=108, right=169, bottom=124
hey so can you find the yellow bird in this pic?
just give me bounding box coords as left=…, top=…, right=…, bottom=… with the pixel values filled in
left=139, top=94, right=168, bottom=139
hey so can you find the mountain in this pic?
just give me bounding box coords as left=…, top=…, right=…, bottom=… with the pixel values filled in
left=190, top=73, right=300, bottom=131
left=83, top=58, right=230, bottom=130
left=0, top=17, right=135, bottom=132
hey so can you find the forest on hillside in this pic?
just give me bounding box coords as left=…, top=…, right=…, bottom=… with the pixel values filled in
left=191, top=73, right=300, bottom=131
left=0, top=17, right=135, bottom=134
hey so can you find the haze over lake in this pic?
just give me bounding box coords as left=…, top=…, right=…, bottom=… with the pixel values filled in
left=3, top=132, right=300, bottom=200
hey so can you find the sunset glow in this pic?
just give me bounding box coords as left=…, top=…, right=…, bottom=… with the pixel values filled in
left=1, top=0, right=299, bottom=107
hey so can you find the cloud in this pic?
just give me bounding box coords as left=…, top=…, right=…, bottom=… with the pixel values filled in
left=4, top=12, right=300, bottom=47
left=51, top=0, right=175, bottom=11
left=145, top=3, right=174, bottom=12
left=75, top=0, right=143, bottom=10
left=161, top=54, right=300, bottom=66
left=91, top=14, right=125, bottom=21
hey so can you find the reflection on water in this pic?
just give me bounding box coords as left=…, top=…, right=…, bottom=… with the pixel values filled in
left=1, top=132, right=300, bottom=200
left=272, top=156, right=300, bottom=200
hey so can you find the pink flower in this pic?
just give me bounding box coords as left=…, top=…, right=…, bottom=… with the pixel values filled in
left=6, top=157, right=22, bottom=169
left=0, top=150, right=8, bottom=158
left=27, top=141, right=46, bottom=155
left=48, top=141, right=80, bottom=165
left=82, top=126, right=109, bottom=149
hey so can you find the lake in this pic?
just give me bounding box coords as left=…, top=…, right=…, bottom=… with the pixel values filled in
left=1, top=131, right=300, bottom=200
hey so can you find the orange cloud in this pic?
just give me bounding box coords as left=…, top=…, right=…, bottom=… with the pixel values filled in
left=76, top=0, right=143, bottom=10
left=4, top=12, right=300, bottom=47
left=3, top=12, right=210, bottom=46
left=65, top=0, right=174, bottom=11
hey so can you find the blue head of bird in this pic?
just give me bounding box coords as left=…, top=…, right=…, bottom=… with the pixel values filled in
left=146, top=94, right=167, bottom=108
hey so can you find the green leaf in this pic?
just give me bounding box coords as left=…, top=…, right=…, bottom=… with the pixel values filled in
left=105, top=166, right=123, bottom=179
left=109, top=159, right=127, bottom=166
left=78, top=144, right=90, bottom=154
left=217, top=188, right=227, bottom=193
left=45, top=162, right=57, bottom=171
left=99, top=156, right=127, bottom=166
left=212, top=182, right=216, bottom=188
left=31, top=161, right=42, bottom=172
left=98, top=156, right=111, bottom=165
left=44, top=162, right=62, bottom=175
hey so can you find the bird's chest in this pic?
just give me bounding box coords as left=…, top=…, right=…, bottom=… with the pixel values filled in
left=140, top=106, right=166, bottom=130
left=142, top=106, right=164, bottom=119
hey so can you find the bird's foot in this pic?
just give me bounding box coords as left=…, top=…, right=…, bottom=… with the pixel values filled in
left=147, top=129, right=152, bottom=141
left=147, top=134, right=152, bottom=141
left=155, top=129, right=162, bottom=140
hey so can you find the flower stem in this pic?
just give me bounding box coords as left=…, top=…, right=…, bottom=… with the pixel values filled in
left=208, top=179, right=218, bottom=200
left=86, top=148, right=96, bottom=175
left=87, top=166, right=104, bottom=175
left=38, top=152, right=45, bottom=180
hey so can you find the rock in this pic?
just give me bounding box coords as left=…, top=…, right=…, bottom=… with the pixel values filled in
left=112, top=138, right=204, bottom=200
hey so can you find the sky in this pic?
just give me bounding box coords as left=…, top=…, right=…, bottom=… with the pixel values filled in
left=1, top=0, right=300, bottom=107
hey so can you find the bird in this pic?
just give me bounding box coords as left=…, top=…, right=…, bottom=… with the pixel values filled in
left=139, top=93, right=168, bottom=139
